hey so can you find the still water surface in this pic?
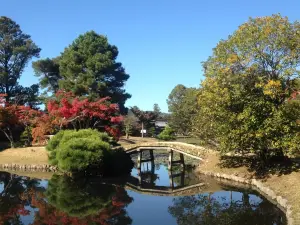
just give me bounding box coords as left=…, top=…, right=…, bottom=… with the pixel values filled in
left=0, top=154, right=286, bottom=225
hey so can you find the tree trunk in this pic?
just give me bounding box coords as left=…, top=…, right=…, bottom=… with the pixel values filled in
left=141, top=122, right=144, bottom=138
left=8, top=128, right=15, bottom=148
left=1, top=128, right=15, bottom=148
left=259, top=148, right=269, bottom=168
left=9, top=140, right=15, bottom=149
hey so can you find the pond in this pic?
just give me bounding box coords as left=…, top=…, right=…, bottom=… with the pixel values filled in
left=0, top=151, right=286, bottom=225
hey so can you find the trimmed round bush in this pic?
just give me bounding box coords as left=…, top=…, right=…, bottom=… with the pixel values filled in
left=47, top=129, right=111, bottom=172
left=46, top=130, right=65, bottom=152
left=57, top=138, right=110, bottom=172
left=46, top=130, right=65, bottom=165
left=59, top=129, right=105, bottom=145
left=46, top=129, right=133, bottom=174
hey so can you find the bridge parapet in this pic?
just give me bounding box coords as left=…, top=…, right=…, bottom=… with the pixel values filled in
left=124, top=141, right=214, bottom=160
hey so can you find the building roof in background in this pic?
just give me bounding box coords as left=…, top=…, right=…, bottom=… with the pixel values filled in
left=155, top=120, right=168, bottom=127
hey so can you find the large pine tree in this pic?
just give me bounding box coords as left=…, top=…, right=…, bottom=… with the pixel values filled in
left=0, top=16, right=41, bottom=103
left=33, top=31, right=131, bottom=113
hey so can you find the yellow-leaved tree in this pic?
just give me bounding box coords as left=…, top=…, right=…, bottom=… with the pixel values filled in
left=193, top=14, right=300, bottom=167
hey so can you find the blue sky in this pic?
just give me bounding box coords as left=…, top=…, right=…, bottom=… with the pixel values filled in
left=1, top=0, right=299, bottom=112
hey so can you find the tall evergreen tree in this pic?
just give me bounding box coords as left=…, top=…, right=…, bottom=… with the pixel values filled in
left=12, top=84, right=41, bottom=109
left=32, top=57, right=61, bottom=93
left=33, top=31, right=130, bottom=113
left=0, top=16, right=41, bottom=102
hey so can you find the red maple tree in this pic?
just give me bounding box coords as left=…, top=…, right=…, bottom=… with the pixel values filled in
left=31, top=114, right=57, bottom=145
left=46, top=90, right=123, bottom=139
left=0, top=94, right=20, bottom=148
left=0, top=93, right=42, bottom=147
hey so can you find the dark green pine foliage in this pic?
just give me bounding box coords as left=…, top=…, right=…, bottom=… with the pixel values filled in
left=11, top=84, right=41, bottom=109
left=60, top=31, right=130, bottom=112
left=32, top=57, right=61, bottom=93
left=33, top=31, right=130, bottom=112
left=0, top=16, right=41, bottom=103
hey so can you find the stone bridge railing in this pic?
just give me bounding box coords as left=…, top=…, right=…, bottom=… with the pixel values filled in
left=124, top=141, right=213, bottom=160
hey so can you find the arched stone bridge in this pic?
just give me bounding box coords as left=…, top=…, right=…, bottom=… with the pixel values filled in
left=123, top=142, right=214, bottom=196
left=124, top=141, right=211, bottom=160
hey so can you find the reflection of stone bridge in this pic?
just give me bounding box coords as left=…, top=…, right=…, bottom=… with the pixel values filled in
left=125, top=176, right=206, bottom=197
left=124, top=168, right=224, bottom=197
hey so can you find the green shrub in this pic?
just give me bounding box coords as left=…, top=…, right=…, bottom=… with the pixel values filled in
left=98, top=132, right=120, bottom=146
left=57, top=138, right=110, bottom=172
left=59, top=129, right=102, bottom=145
left=46, top=130, right=65, bottom=165
left=46, top=129, right=133, bottom=174
left=157, top=126, right=176, bottom=141
left=46, top=130, right=65, bottom=152
left=47, top=129, right=111, bottom=172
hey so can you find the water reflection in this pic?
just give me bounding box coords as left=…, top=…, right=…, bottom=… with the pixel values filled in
left=45, top=175, right=133, bottom=223
left=0, top=159, right=287, bottom=225
left=169, top=193, right=285, bottom=225
left=0, top=172, right=132, bottom=225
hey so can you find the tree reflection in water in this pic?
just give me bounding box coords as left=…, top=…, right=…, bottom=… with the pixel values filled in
left=0, top=170, right=287, bottom=225
left=0, top=172, right=133, bottom=225
left=0, top=172, right=39, bottom=224
left=168, top=192, right=286, bottom=225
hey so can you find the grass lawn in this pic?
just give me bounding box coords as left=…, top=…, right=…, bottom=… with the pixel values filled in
left=0, top=137, right=157, bottom=166
left=0, top=146, right=49, bottom=166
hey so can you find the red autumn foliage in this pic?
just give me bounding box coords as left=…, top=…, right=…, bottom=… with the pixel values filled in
left=17, top=106, right=42, bottom=127
left=0, top=105, right=18, bottom=144
left=0, top=94, right=41, bottom=147
left=46, top=90, right=123, bottom=139
left=0, top=90, right=123, bottom=146
left=31, top=114, right=56, bottom=145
